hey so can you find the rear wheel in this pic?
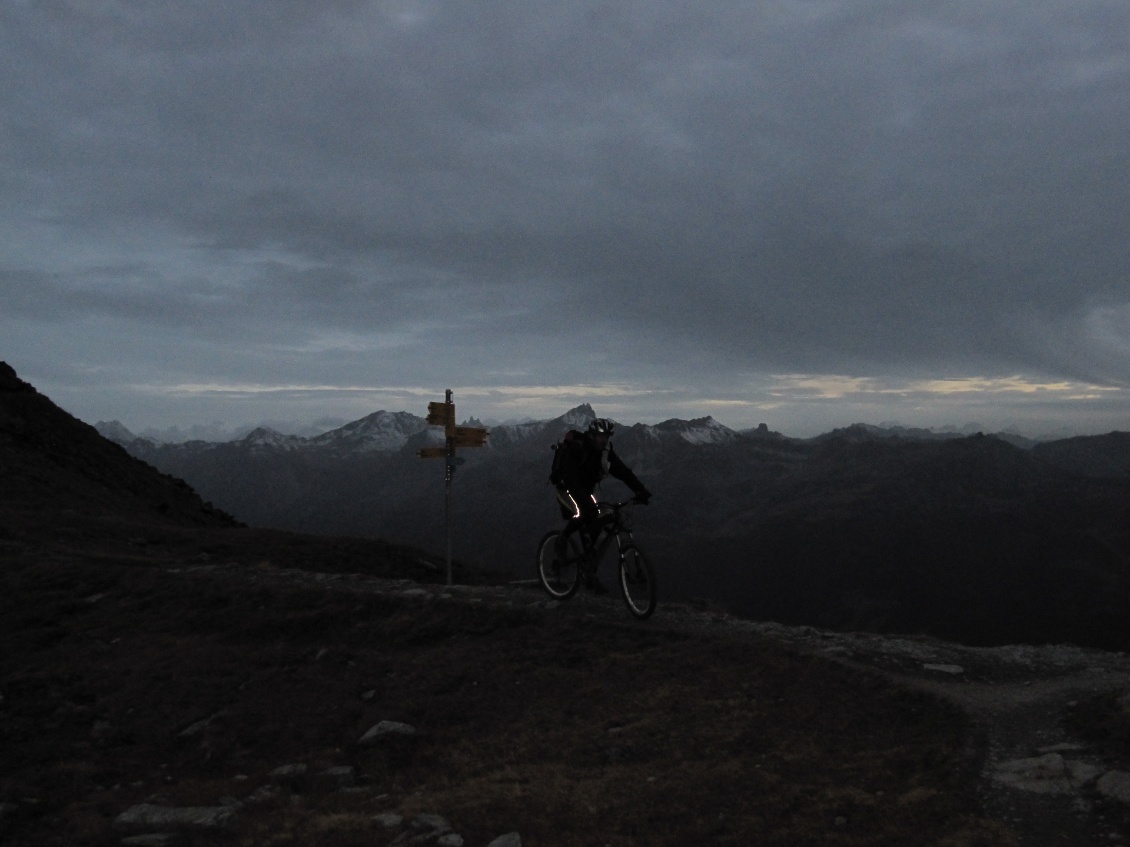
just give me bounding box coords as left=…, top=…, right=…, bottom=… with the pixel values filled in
left=618, top=544, right=656, bottom=619
left=537, top=530, right=582, bottom=600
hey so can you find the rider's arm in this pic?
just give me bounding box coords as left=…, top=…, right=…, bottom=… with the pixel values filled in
left=607, top=446, right=650, bottom=501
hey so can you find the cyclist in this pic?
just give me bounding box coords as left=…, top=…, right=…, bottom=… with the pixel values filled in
left=552, top=417, right=651, bottom=592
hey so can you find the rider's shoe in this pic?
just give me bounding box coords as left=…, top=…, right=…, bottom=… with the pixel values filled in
left=584, top=572, right=609, bottom=594
left=553, top=535, right=569, bottom=567
left=579, top=536, right=598, bottom=570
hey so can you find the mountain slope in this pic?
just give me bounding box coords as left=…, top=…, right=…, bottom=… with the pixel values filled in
left=696, top=434, right=1130, bottom=647
left=308, top=410, right=431, bottom=453
left=1, top=361, right=239, bottom=531
left=99, top=392, right=1130, bottom=650
left=1033, top=431, right=1130, bottom=479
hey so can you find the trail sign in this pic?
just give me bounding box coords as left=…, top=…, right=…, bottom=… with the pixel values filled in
left=418, top=389, right=491, bottom=585
left=426, top=401, right=455, bottom=432
left=451, top=425, right=489, bottom=448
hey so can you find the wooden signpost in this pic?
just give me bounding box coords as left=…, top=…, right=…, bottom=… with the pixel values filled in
left=417, top=389, right=489, bottom=584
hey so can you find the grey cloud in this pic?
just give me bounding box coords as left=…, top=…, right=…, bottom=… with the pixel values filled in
left=3, top=0, right=1129, bottom=433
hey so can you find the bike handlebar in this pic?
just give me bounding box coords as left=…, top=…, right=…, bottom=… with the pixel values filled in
left=597, top=497, right=642, bottom=510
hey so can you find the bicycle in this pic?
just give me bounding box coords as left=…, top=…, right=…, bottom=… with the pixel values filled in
left=536, top=497, right=657, bottom=619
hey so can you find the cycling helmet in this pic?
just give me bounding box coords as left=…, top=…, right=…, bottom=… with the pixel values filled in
left=587, top=418, right=614, bottom=435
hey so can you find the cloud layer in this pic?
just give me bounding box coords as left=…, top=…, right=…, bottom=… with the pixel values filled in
left=3, top=1, right=1128, bottom=435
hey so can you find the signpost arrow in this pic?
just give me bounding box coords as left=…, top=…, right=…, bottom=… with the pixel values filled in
left=451, top=425, right=489, bottom=448
left=426, top=401, right=455, bottom=432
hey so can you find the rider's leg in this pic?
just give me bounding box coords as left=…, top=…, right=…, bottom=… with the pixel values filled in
left=563, top=494, right=606, bottom=593
left=555, top=491, right=606, bottom=590
left=555, top=489, right=598, bottom=553
left=576, top=496, right=601, bottom=555
left=554, top=488, right=578, bottom=554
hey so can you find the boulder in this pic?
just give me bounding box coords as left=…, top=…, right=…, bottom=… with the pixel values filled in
left=358, top=720, right=417, bottom=744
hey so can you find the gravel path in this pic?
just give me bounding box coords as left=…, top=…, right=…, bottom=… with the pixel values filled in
left=659, top=601, right=1130, bottom=847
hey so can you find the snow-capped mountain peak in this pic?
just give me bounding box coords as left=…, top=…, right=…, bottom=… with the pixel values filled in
left=309, top=410, right=428, bottom=453
left=646, top=416, right=737, bottom=445
left=559, top=404, right=597, bottom=429
left=239, top=427, right=305, bottom=452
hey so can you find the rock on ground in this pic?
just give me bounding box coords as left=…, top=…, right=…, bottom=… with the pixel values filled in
left=1097, top=771, right=1130, bottom=804
left=358, top=720, right=417, bottom=743
left=115, top=804, right=237, bottom=830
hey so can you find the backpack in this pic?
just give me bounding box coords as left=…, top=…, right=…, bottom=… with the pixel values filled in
left=548, top=430, right=580, bottom=486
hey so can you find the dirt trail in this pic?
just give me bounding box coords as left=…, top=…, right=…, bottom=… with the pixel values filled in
left=509, top=581, right=1130, bottom=846
left=658, top=604, right=1130, bottom=847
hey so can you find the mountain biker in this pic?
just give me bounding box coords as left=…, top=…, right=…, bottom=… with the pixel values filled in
left=553, top=417, right=651, bottom=592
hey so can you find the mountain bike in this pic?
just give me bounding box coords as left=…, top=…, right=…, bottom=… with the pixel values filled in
left=536, top=497, right=657, bottom=619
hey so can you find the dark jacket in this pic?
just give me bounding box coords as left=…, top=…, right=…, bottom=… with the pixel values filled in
left=555, top=430, right=646, bottom=497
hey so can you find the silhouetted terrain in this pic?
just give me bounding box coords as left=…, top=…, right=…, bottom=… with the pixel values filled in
left=1033, top=431, right=1130, bottom=479
left=3, top=361, right=1029, bottom=845
left=103, top=389, right=1130, bottom=650
left=662, top=432, right=1130, bottom=650
left=1, top=363, right=239, bottom=535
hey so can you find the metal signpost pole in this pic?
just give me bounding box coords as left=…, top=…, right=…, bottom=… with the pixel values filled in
left=418, top=388, right=488, bottom=589
left=444, top=389, right=453, bottom=586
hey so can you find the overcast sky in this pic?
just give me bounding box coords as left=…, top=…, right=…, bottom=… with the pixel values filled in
left=3, top=1, right=1128, bottom=438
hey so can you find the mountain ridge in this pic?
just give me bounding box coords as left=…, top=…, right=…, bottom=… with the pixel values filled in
left=87, top=387, right=1130, bottom=651
left=96, top=405, right=1125, bottom=461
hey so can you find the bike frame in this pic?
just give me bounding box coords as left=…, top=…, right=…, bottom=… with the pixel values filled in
left=582, top=500, right=636, bottom=567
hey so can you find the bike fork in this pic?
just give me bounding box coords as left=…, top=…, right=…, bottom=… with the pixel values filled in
left=613, top=531, right=633, bottom=561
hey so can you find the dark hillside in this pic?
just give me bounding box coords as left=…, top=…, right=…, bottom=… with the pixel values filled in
left=1033, top=431, right=1130, bottom=479
left=0, top=361, right=239, bottom=533
left=0, top=363, right=1017, bottom=845
left=670, top=434, right=1130, bottom=649
left=0, top=362, right=492, bottom=585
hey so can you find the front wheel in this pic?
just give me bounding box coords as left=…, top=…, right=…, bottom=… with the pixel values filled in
left=618, top=544, right=657, bottom=619
left=537, top=531, right=582, bottom=600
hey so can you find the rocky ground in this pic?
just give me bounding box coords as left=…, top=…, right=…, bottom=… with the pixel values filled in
left=407, top=574, right=1130, bottom=847
left=245, top=563, right=1130, bottom=847
left=6, top=521, right=1128, bottom=846
left=0, top=524, right=1007, bottom=847
left=708, top=612, right=1130, bottom=847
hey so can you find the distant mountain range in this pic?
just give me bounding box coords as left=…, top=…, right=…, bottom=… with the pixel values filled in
left=93, top=401, right=1130, bottom=651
